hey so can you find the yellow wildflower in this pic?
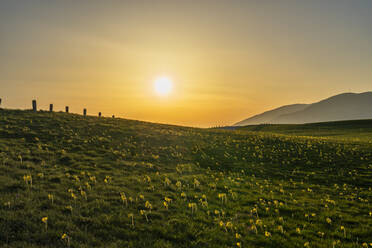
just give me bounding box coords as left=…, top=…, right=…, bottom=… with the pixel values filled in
left=226, top=222, right=233, bottom=229
left=326, top=217, right=332, bottom=224
left=145, top=201, right=152, bottom=210
left=41, top=217, right=48, bottom=223
left=71, top=192, right=77, bottom=200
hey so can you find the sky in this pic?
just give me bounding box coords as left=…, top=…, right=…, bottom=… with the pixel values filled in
left=1, top=0, right=372, bottom=127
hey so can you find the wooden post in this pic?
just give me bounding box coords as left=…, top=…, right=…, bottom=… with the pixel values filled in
left=112, top=115, right=115, bottom=118
left=99, top=112, right=101, bottom=117
left=83, top=109, right=87, bottom=116
left=49, top=104, right=53, bottom=112
left=0, top=98, right=2, bottom=106
left=65, top=106, right=69, bottom=113
left=32, top=100, right=37, bottom=111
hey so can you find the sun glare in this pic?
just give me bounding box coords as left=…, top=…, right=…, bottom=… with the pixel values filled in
left=154, top=77, right=173, bottom=96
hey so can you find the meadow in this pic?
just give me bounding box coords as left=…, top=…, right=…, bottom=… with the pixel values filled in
left=236, top=120, right=372, bottom=142
left=0, top=109, right=371, bottom=247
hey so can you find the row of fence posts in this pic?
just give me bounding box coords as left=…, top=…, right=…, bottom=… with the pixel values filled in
left=30, top=99, right=114, bottom=118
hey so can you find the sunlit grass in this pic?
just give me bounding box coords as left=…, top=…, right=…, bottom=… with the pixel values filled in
left=0, top=109, right=371, bottom=247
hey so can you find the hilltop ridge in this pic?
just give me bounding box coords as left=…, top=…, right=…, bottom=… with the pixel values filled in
left=235, top=92, right=372, bottom=126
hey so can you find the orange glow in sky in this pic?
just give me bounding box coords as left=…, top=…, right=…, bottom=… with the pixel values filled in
left=1, top=1, right=372, bottom=127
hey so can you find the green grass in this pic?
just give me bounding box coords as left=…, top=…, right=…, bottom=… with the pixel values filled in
left=235, top=120, right=372, bottom=142
left=0, top=109, right=371, bottom=247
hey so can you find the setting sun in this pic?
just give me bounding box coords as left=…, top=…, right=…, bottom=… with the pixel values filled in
left=154, top=77, right=173, bottom=96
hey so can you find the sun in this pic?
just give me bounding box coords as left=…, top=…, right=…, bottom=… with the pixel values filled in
left=154, top=77, right=173, bottom=96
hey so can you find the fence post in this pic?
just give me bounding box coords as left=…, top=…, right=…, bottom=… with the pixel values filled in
left=32, top=100, right=37, bottom=111
left=49, top=104, right=53, bottom=112
left=83, top=109, right=87, bottom=116
left=99, top=112, right=101, bottom=117
left=65, top=106, right=69, bottom=113
left=0, top=98, right=2, bottom=106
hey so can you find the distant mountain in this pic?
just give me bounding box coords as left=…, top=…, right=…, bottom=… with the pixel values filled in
left=234, top=104, right=309, bottom=126
left=234, top=92, right=372, bottom=126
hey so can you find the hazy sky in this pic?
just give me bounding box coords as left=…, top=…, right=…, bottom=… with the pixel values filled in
left=1, top=0, right=371, bottom=127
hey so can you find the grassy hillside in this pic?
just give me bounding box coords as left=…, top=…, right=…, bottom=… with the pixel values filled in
left=0, top=109, right=371, bottom=247
left=236, top=120, right=372, bottom=142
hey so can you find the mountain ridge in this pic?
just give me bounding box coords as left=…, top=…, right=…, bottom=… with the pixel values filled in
left=234, top=103, right=309, bottom=126
left=234, top=92, right=372, bottom=126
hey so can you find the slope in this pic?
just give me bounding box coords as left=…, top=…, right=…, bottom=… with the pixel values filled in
left=0, top=109, right=371, bottom=247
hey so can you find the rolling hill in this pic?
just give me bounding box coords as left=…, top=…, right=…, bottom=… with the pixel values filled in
left=235, top=92, right=372, bottom=126
left=0, top=109, right=371, bottom=247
